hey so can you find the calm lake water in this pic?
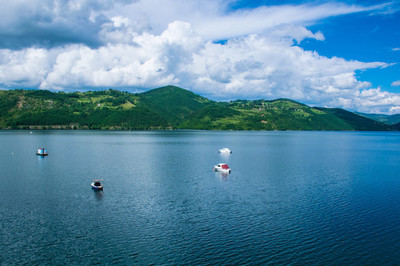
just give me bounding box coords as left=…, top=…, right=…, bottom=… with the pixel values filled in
left=1, top=130, right=400, bottom=264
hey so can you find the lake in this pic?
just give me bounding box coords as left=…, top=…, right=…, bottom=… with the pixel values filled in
left=1, top=130, right=400, bottom=264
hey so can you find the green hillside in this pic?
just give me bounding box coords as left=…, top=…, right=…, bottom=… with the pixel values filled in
left=391, top=121, right=400, bottom=130
left=0, top=89, right=169, bottom=129
left=140, top=85, right=213, bottom=125
left=316, top=108, right=391, bottom=131
left=181, top=99, right=356, bottom=130
left=0, top=86, right=395, bottom=131
left=355, top=112, right=400, bottom=125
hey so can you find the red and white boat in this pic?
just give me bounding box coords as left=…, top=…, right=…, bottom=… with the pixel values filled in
left=213, top=163, right=231, bottom=173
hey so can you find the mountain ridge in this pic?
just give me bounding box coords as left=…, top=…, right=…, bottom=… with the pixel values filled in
left=355, top=112, right=400, bottom=125
left=0, top=86, right=395, bottom=131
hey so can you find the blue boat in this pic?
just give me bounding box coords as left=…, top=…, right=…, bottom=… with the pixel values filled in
left=36, top=148, right=48, bottom=156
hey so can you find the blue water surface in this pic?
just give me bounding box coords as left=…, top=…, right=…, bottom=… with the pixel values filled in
left=1, top=130, right=400, bottom=264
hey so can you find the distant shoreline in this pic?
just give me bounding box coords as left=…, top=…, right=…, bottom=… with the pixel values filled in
left=1, top=127, right=396, bottom=132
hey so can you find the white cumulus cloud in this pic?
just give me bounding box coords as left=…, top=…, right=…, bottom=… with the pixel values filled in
left=1, top=20, right=398, bottom=113
left=106, top=0, right=388, bottom=42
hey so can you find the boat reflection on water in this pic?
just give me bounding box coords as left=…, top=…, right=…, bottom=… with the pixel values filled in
left=93, top=189, right=104, bottom=201
left=37, top=155, right=46, bottom=161
left=219, top=153, right=231, bottom=161
left=215, top=171, right=229, bottom=181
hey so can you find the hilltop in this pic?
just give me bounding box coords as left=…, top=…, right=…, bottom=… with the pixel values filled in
left=0, top=86, right=395, bottom=131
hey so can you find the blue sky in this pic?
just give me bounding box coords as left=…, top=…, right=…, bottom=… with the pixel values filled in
left=0, top=0, right=399, bottom=113
left=231, top=0, right=400, bottom=93
left=298, top=1, right=400, bottom=93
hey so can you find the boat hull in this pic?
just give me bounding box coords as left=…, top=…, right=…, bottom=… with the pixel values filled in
left=91, top=183, right=103, bottom=190
left=213, top=167, right=231, bottom=173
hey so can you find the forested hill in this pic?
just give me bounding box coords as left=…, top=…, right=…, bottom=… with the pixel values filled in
left=0, top=86, right=395, bottom=131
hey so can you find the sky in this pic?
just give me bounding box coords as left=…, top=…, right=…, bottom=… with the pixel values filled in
left=0, top=0, right=399, bottom=114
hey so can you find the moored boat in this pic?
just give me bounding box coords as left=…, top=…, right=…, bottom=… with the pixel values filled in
left=219, top=148, right=232, bottom=154
left=213, top=163, right=231, bottom=173
left=91, top=179, right=104, bottom=190
left=36, top=148, right=48, bottom=156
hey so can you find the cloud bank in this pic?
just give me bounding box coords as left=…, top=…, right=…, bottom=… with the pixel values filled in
left=0, top=0, right=399, bottom=114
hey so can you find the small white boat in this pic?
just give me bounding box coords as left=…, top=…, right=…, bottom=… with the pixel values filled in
left=91, top=179, right=104, bottom=190
left=213, top=163, right=231, bottom=173
left=219, top=148, right=232, bottom=154
left=36, top=148, right=48, bottom=156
